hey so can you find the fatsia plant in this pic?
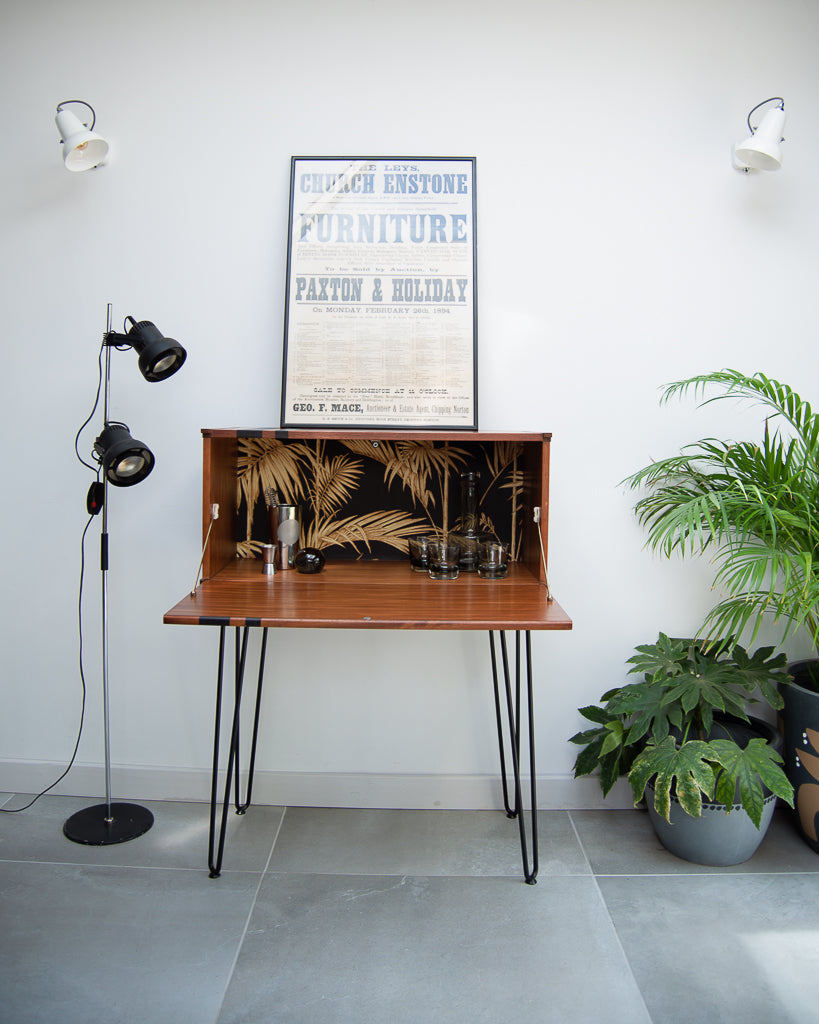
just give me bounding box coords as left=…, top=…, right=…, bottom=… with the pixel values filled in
left=623, top=369, right=819, bottom=659
left=569, top=634, right=793, bottom=826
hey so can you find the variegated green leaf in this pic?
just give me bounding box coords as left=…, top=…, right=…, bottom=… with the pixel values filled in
left=628, top=737, right=716, bottom=822
left=708, top=737, right=794, bottom=828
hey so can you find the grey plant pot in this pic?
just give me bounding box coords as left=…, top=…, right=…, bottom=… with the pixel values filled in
left=780, top=660, right=819, bottom=855
left=646, top=788, right=777, bottom=866
left=644, top=715, right=781, bottom=866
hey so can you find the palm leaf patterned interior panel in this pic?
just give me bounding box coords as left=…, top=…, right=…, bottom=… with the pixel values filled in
left=236, top=437, right=525, bottom=561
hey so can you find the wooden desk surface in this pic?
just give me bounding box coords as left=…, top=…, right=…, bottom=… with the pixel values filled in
left=164, top=559, right=572, bottom=631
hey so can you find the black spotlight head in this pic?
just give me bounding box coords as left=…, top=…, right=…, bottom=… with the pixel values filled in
left=126, top=320, right=187, bottom=382
left=94, top=424, right=155, bottom=486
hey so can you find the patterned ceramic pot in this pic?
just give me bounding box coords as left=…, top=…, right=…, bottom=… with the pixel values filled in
left=780, top=661, right=819, bottom=855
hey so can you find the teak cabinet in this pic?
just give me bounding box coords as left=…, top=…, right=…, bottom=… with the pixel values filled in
left=167, top=431, right=568, bottom=880
left=199, top=429, right=553, bottom=583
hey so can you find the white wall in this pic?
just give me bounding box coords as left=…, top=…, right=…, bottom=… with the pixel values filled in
left=2, top=0, right=818, bottom=808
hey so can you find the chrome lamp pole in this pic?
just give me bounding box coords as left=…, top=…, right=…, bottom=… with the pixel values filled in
left=63, top=304, right=186, bottom=845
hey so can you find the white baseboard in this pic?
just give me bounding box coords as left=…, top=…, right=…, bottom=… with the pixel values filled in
left=0, top=759, right=635, bottom=810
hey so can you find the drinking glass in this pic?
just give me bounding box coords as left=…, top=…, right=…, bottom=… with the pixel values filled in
left=408, top=534, right=435, bottom=572
left=477, top=540, right=509, bottom=579
left=428, top=540, right=461, bottom=581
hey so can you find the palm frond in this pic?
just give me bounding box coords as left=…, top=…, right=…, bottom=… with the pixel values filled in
left=480, top=441, right=524, bottom=486
left=340, top=439, right=402, bottom=481
left=236, top=539, right=265, bottom=559
left=661, top=369, right=819, bottom=479
left=304, top=509, right=429, bottom=553
left=627, top=369, right=819, bottom=653
left=384, top=441, right=470, bottom=509
left=237, top=438, right=309, bottom=509
left=310, top=453, right=364, bottom=519
left=480, top=442, right=524, bottom=558
left=478, top=512, right=499, bottom=540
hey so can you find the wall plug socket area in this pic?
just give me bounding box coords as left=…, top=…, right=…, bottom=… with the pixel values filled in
left=533, top=506, right=541, bottom=524
left=211, top=503, right=220, bottom=520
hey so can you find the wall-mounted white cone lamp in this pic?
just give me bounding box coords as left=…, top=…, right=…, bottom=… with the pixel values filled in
left=55, top=100, right=109, bottom=171
left=733, top=97, right=786, bottom=172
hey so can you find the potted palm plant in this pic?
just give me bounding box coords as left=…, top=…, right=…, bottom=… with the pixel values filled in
left=570, top=633, right=793, bottom=865
left=621, top=369, right=819, bottom=851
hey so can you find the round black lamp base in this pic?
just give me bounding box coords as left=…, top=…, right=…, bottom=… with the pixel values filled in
left=63, top=802, right=154, bottom=846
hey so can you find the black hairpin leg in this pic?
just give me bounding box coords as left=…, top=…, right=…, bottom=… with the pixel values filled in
left=489, top=630, right=538, bottom=884
left=233, top=627, right=268, bottom=815
left=208, top=626, right=268, bottom=878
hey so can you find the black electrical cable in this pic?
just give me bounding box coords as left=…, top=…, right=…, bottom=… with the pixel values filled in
left=74, top=335, right=105, bottom=471
left=2, top=332, right=110, bottom=814
left=1, top=513, right=94, bottom=813
left=746, top=97, right=785, bottom=133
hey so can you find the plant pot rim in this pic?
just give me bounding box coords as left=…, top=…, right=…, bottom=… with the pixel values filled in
left=785, top=678, right=819, bottom=698
left=646, top=714, right=782, bottom=813
left=692, top=712, right=780, bottom=747
left=786, top=659, right=819, bottom=697
left=645, top=781, right=777, bottom=814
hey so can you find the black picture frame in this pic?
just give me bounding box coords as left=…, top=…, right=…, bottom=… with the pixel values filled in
left=281, top=156, right=477, bottom=430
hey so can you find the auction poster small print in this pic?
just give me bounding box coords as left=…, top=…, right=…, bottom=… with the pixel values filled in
left=281, top=156, right=477, bottom=430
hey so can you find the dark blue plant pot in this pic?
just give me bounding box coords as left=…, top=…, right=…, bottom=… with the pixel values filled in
left=780, top=660, right=819, bottom=855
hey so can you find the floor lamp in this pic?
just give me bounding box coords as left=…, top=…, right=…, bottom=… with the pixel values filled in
left=63, top=304, right=186, bottom=845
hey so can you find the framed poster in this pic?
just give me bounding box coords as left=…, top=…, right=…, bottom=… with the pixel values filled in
left=281, top=156, right=477, bottom=430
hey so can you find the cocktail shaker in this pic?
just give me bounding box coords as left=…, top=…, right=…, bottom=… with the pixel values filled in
left=271, top=504, right=301, bottom=569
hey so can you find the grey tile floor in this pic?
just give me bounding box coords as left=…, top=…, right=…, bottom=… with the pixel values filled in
left=2, top=793, right=819, bottom=1024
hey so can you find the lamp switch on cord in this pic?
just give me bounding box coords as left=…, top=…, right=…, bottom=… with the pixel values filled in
left=87, top=481, right=104, bottom=515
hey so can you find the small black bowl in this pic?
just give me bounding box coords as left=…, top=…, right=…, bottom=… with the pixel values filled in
left=294, top=547, right=325, bottom=574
